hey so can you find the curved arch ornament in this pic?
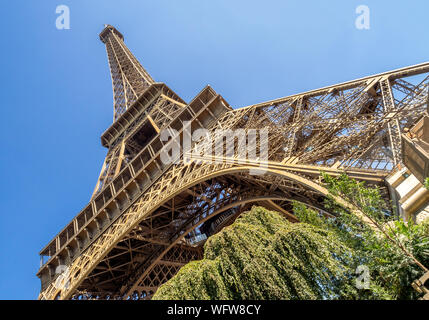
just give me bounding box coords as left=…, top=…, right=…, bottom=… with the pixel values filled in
left=121, top=193, right=327, bottom=299
left=40, top=161, right=339, bottom=300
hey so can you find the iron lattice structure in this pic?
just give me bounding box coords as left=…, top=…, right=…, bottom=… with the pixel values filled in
left=37, top=25, right=429, bottom=300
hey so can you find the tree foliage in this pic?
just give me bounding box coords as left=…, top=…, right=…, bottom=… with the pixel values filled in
left=297, top=172, right=429, bottom=299
left=153, top=206, right=362, bottom=300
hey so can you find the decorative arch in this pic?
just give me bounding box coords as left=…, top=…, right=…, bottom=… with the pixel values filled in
left=44, top=161, right=337, bottom=300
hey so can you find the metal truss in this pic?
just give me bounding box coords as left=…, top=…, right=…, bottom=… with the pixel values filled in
left=37, top=25, right=429, bottom=300
left=100, top=25, right=155, bottom=121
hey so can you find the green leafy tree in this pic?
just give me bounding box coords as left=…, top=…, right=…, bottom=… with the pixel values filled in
left=294, top=173, right=429, bottom=299
left=153, top=206, right=372, bottom=300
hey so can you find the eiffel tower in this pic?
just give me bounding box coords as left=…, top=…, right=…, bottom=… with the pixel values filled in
left=37, top=25, right=429, bottom=300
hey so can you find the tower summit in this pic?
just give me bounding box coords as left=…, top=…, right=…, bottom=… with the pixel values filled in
left=91, top=25, right=187, bottom=197
left=100, top=25, right=155, bottom=121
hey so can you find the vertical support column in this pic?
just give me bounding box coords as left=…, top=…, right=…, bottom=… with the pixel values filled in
left=114, top=141, right=126, bottom=176
left=73, top=219, right=78, bottom=234
left=56, top=237, right=60, bottom=253
left=380, top=76, right=402, bottom=166
left=285, top=96, right=303, bottom=159
left=92, top=141, right=126, bottom=199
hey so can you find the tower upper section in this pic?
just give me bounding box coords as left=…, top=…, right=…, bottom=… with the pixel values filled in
left=99, top=25, right=155, bottom=121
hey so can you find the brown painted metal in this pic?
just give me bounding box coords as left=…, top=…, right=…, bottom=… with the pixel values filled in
left=37, top=25, right=429, bottom=300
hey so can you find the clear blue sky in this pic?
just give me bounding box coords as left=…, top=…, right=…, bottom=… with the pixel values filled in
left=0, top=0, right=428, bottom=299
